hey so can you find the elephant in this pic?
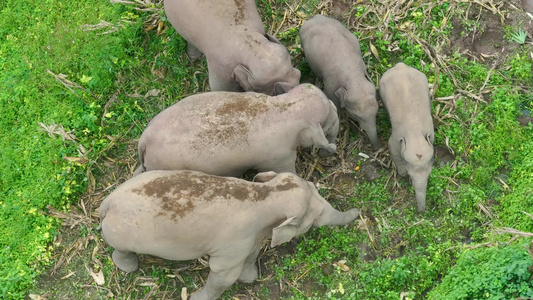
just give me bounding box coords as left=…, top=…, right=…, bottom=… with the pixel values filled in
left=300, top=15, right=381, bottom=148
left=379, top=63, right=434, bottom=212
left=134, top=83, right=339, bottom=177
left=99, top=170, right=360, bottom=300
left=163, top=0, right=301, bottom=95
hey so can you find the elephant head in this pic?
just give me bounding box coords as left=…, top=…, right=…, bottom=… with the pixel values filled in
left=392, top=132, right=435, bottom=212
left=232, top=34, right=301, bottom=95
left=334, top=73, right=381, bottom=148
left=295, top=98, right=339, bottom=157
left=254, top=172, right=359, bottom=247
left=298, top=122, right=337, bottom=155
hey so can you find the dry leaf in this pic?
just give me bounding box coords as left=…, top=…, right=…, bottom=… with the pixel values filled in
left=334, top=260, right=351, bottom=272
left=89, top=269, right=105, bottom=285
left=369, top=42, right=379, bottom=59
left=144, top=89, right=161, bottom=99
left=63, top=157, right=89, bottom=164
left=29, top=295, right=47, bottom=300
left=60, top=271, right=75, bottom=280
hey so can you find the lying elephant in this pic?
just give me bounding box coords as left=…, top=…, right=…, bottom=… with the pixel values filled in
left=99, top=170, right=360, bottom=300
left=135, top=84, right=338, bottom=176
left=164, top=0, right=301, bottom=95
left=379, top=63, right=435, bottom=212
left=300, top=15, right=381, bottom=148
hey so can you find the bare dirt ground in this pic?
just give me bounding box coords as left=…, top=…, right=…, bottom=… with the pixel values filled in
left=31, top=0, right=533, bottom=299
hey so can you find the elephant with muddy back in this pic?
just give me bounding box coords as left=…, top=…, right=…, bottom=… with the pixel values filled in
left=164, top=0, right=301, bottom=95
left=379, top=63, right=435, bottom=212
left=300, top=15, right=381, bottom=148
left=98, top=170, right=360, bottom=300
left=135, top=84, right=339, bottom=177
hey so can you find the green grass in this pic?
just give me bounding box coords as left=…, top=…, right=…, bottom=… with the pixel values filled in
left=0, top=1, right=139, bottom=297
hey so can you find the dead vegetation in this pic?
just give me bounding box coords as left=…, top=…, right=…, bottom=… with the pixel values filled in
left=30, top=0, right=533, bottom=299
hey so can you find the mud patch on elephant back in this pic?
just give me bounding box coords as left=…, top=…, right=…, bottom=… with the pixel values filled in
left=233, top=0, right=245, bottom=25
left=216, top=95, right=269, bottom=117
left=132, top=172, right=301, bottom=220
left=195, top=118, right=250, bottom=151
left=195, top=95, right=296, bottom=151
left=276, top=177, right=299, bottom=191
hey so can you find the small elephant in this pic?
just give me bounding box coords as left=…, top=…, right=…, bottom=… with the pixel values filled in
left=164, top=0, right=301, bottom=95
left=379, top=63, right=434, bottom=212
left=99, top=170, right=360, bottom=300
left=135, top=84, right=339, bottom=177
left=300, top=15, right=380, bottom=148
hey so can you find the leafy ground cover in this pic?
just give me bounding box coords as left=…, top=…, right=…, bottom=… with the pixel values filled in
left=1, top=0, right=532, bottom=299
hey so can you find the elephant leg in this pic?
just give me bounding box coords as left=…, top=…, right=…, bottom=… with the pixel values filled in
left=186, top=42, right=203, bottom=61
left=204, top=58, right=243, bottom=92
left=112, top=250, right=138, bottom=273
left=259, top=151, right=297, bottom=174
left=388, top=138, right=407, bottom=176
left=190, top=257, right=244, bottom=300
left=238, top=246, right=261, bottom=283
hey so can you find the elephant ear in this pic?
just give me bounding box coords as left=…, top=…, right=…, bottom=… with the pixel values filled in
left=299, top=123, right=337, bottom=154
left=425, top=133, right=434, bottom=147
left=399, top=137, right=406, bottom=154
left=273, top=82, right=294, bottom=95
left=271, top=216, right=298, bottom=247
left=334, top=87, right=347, bottom=108
left=264, top=33, right=281, bottom=44
left=232, top=64, right=254, bottom=92
left=253, top=171, right=278, bottom=183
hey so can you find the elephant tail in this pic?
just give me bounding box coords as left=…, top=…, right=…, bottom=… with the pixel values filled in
left=96, top=196, right=111, bottom=231
left=132, top=142, right=147, bottom=177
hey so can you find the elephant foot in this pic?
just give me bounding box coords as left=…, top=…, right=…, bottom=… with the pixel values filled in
left=186, top=43, right=203, bottom=61
left=112, top=250, right=138, bottom=273
left=396, top=167, right=408, bottom=177
left=238, top=263, right=258, bottom=283
left=189, top=288, right=209, bottom=300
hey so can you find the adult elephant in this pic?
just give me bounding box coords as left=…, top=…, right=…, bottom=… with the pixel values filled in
left=164, top=0, right=301, bottom=95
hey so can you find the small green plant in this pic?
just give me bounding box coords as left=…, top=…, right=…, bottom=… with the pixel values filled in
left=510, top=28, right=527, bottom=44
left=428, top=244, right=533, bottom=299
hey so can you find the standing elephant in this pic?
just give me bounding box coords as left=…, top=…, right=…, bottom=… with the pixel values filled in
left=99, top=170, right=360, bottom=300
left=379, top=63, right=434, bottom=212
left=164, top=0, right=301, bottom=95
left=300, top=15, right=381, bottom=148
left=135, top=84, right=339, bottom=177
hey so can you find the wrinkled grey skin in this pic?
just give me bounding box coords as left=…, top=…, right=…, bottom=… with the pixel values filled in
left=99, top=170, right=359, bottom=300
left=379, top=63, right=434, bottom=212
left=135, top=84, right=338, bottom=177
left=164, top=0, right=301, bottom=95
left=300, top=15, right=380, bottom=148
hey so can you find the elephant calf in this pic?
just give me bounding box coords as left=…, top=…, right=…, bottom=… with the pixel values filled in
left=300, top=15, right=381, bottom=148
left=164, top=0, right=300, bottom=95
left=379, top=63, right=435, bottom=212
left=135, top=84, right=339, bottom=177
left=99, top=170, right=360, bottom=300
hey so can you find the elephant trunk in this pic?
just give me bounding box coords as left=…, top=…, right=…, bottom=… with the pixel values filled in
left=361, top=121, right=381, bottom=149
left=411, top=174, right=428, bottom=212
left=315, top=205, right=359, bottom=227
